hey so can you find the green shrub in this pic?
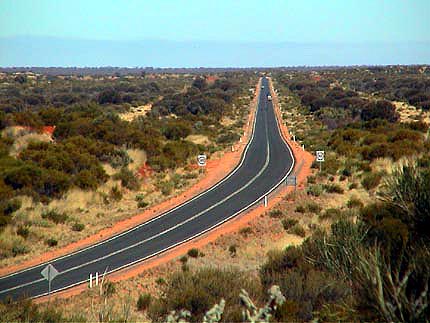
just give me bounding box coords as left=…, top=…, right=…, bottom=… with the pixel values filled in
left=269, top=209, right=283, bottom=218
left=179, top=255, right=188, bottom=264
left=148, top=267, right=262, bottom=323
left=295, top=205, right=306, bottom=213
left=323, top=183, right=344, bottom=194
left=155, top=277, right=166, bottom=285
left=12, top=242, right=29, bottom=256
left=137, top=200, right=149, bottom=208
left=110, top=185, right=123, bottom=201
left=41, top=209, right=68, bottom=224
left=46, top=238, right=58, bottom=247
left=113, top=168, right=140, bottom=190
left=137, top=293, right=152, bottom=312
left=305, top=201, right=322, bottom=214
left=71, top=222, right=85, bottom=232
left=187, top=248, right=199, bottom=258
left=319, top=208, right=342, bottom=221
left=307, top=176, right=316, bottom=184
left=361, top=172, right=382, bottom=190
left=239, top=226, right=252, bottom=237
left=228, top=245, right=237, bottom=257
left=16, top=225, right=30, bottom=239
left=348, top=182, right=358, bottom=190
left=282, top=218, right=299, bottom=231
left=347, top=196, right=364, bottom=209
left=307, top=184, right=323, bottom=197
left=289, top=224, right=306, bottom=237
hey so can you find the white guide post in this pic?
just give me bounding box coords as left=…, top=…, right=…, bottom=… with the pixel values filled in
left=264, top=196, right=268, bottom=207
left=95, top=272, right=99, bottom=286
left=89, top=273, right=93, bottom=288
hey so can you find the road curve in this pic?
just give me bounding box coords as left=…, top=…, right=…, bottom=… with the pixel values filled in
left=0, top=77, right=294, bottom=301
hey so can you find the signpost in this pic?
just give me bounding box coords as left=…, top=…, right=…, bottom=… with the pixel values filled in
left=286, top=175, right=297, bottom=191
left=41, top=264, right=59, bottom=300
left=197, top=154, right=207, bottom=167
left=316, top=150, right=325, bottom=172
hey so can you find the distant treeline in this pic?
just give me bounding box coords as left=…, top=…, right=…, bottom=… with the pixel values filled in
left=2, top=65, right=428, bottom=76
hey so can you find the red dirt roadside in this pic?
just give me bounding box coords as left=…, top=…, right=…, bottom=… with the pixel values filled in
left=0, top=79, right=261, bottom=278
left=11, top=77, right=314, bottom=303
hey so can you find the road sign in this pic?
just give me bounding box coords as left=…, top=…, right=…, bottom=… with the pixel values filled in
left=197, top=154, right=207, bottom=167
left=316, top=151, right=325, bottom=162
left=41, top=264, right=59, bottom=299
left=41, top=264, right=59, bottom=282
left=286, top=175, right=297, bottom=186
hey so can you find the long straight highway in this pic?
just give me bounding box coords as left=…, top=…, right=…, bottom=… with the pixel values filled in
left=0, top=77, right=294, bottom=301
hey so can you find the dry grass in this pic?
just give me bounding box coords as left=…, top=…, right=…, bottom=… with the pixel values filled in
left=118, top=104, right=153, bottom=122
left=2, top=126, right=53, bottom=157
left=393, top=101, right=430, bottom=123
left=185, top=134, right=211, bottom=145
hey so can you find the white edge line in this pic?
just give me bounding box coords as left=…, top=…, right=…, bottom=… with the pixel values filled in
left=0, top=78, right=263, bottom=281
left=30, top=77, right=296, bottom=299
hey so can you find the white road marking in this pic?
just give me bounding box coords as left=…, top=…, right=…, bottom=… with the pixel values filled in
left=1, top=78, right=295, bottom=299
left=0, top=79, right=264, bottom=282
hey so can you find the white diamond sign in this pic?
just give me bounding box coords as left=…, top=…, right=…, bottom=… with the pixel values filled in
left=197, top=154, right=207, bottom=167
left=41, top=264, right=59, bottom=282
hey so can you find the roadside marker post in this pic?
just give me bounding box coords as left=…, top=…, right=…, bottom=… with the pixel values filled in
left=286, top=175, right=297, bottom=192
left=95, top=272, right=99, bottom=286
left=41, top=264, right=59, bottom=302
left=264, top=196, right=268, bottom=207
left=316, top=150, right=325, bottom=172
left=89, top=273, right=93, bottom=288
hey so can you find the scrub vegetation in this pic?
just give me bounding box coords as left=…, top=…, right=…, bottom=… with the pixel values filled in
left=1, top=66, right=430, bottom=322
left=0, top=71, right=256, bottom=262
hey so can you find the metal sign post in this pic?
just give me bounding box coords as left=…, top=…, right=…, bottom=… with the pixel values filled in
left=41, top=264, right=59, bottom=302
left=316, top=150, right=325, bottom=172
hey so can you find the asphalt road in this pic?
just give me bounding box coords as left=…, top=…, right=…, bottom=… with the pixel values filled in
left=0, top=77, right=294, bottom=301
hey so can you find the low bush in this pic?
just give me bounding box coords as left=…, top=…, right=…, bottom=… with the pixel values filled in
left=228, top=245, right=237, bottom=257
left=41, top=209, right=68, bottom=224
left=137, top=293, right=152, bottom=312
left=137, top=200, right=149, bottom=208
left=289, top=224, right=306, bottom=237
left=113, top=168, right=140, bottom=190
left=46, top=238, right=58, bottom=247
left=307, top=175, right=316, bottom=184
left=305, top=201, right=322, bottom=214
left=361, top=172, right=382, bottom=190
left=282, top=218, right=298, bottom=231
left=187, top=248, right=199, bottom=258
left=239, top=226, right=252, bottom=237
left=347, top=196, right=364, bottom=209
left=323, top=183, right=344, bottom=194
left=319, top=208, right=342, bottom=221
left=148, top=267, right=262, bottom=323
left=348, top=182, right=358, bottom=190
left=12, top=242, right=29, bottom=256
left=307, top=184, right=323, bottom=197
left=295, top=205, right=306, bottom=213
left=269, top=209, right=283, bottom=218
left=110, top=185, right=123, bottom=201
left=71, top=222, right=85, bottom=232
left=16, top=225, right=30, bottom=239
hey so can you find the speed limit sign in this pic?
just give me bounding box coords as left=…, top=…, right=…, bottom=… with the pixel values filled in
left=197, top=154, right=207, bottom=167
left=316, top=151, right=325, bottom=162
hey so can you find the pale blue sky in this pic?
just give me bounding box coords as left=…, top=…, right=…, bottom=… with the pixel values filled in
left=0, top=0, right=429, bottom=66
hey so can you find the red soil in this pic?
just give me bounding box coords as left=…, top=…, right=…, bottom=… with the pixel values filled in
left=12, top=78, right=314, bottom=303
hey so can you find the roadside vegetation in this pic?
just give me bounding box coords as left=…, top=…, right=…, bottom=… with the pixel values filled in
left=1, top=66, right=429, bottom=322
left=0, top=71, right=256, bottom=263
